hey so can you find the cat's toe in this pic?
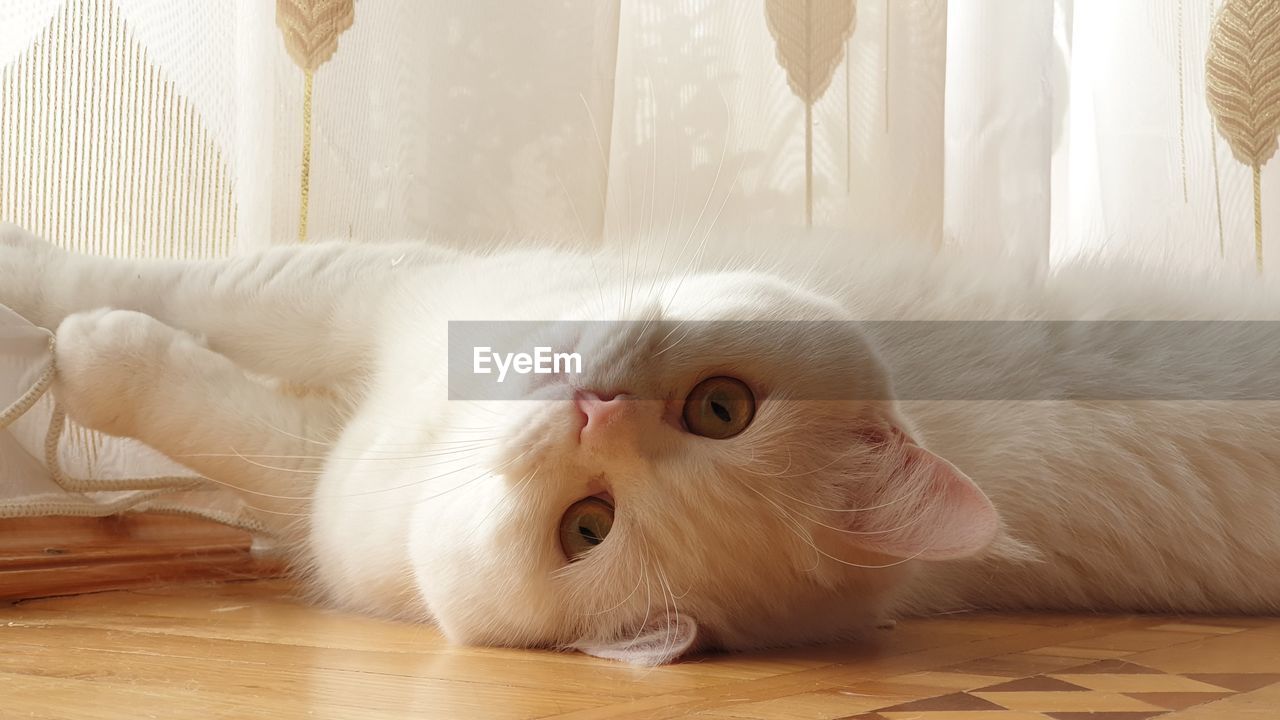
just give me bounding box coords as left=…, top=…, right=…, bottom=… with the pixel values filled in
left=52, top=309, right=195, bottom=437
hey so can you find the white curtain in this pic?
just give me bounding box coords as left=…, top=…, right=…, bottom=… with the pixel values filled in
left=2, top=0, right=1278, bottom=526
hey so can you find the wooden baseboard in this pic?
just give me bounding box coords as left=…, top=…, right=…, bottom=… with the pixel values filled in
left=0, top=514, right=283, bottom=601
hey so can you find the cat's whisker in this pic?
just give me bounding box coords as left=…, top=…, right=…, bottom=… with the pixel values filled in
left=746, top=483, right=926, bottom=570
left=634, top=122, right=675, bottom=333
left=763, top=484, right=916, bottom=514
left=655, top=560, right=681, bottom=665
left=389, top=442, right=539, bottom=507
left=254, top=399, right=499, bottom=440
left=649, top=309, right=707, bottom=357
left=649, top=291, right=725, bottom=356
left=254, top=418, right=343, bottom=448
left=186, top=438, right=519, bottom=506
left=162, top=470, right=320, bottom=509
left=657, top=90, right=732, bottom=320
left=627, top=86, right=665, bottom=319
left=576, top=562, right=645, bottom=616
left=221, top=449, right=326, bottom=475
left=233, top=502, right=310, bottom=518
left=737, top=438, right=890, bottom=482
left=577, top=92, right=622, bottom=264
left=174, top=441, right=492, bottom=463
left=265, top=445, right=534, bottom=516
left=749, top=445, right=794, bottom=476
left=745, top=466, right=880, bottom=520
left=650, top=319, right=700, bottom=357
left=627, top=535, right=657, bottom=651
left=550, top=161, right=613, bottom=319
left=444, top=400, right=512, bottom=421
left=738, top=449, right=855, bottom=479
left=658, top=183, right=743, bottom=329
left=340, top=415, right=501, bottom=434
left=174, top=452, right=330, bottom=462
left=462, top=463, right=542, bottom=543
left=757, top=486, right=925, bottom=537
left=795, top=521, right=823, bottom=574
left=190, top=454, right=482, bottom=502
left=220, top=446, right=489, bottom=478
left=255, top=412, right=500, bottom=450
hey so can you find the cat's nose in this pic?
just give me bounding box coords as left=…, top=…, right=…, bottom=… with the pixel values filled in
left=574, top=390, right=628, bottom=442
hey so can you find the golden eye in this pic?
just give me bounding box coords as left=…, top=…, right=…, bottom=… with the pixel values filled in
left=559, top=497, right=615, bottom=561
left=682, top=376, right=755, bottom=439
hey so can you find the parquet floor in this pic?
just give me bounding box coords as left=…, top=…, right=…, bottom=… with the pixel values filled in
left=4, top=580, right=1280, bottom=720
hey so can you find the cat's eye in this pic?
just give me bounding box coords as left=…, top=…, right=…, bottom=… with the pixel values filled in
left=682, top=376, right=755, bottom=439
left=559, top=497, right=615, bottom=561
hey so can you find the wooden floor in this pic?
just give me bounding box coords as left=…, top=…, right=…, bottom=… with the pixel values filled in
left=4, top=580, right=1280, bottom=720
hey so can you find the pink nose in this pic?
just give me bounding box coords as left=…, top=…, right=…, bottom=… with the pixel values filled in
left=575, top=390, right=626, bottom=441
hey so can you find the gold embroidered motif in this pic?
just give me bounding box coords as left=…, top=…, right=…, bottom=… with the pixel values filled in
left=765, top=0, right=858, bottom=227
left=275, top=0, right=355, bottom=243
left=1205, top=0, right=1280, bottom=270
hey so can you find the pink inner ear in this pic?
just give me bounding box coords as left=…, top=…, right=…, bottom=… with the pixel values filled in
left=846, top=433, right=998, bottom=561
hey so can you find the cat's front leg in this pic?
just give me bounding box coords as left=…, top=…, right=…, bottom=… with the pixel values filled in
left=53, top=309, right=343, bottom=526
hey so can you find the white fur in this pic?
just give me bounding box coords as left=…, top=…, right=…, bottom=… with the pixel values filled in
left=4, top=222, right=1280, bottom=665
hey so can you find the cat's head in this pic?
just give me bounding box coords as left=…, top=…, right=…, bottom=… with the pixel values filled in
left=409, top=271, right=998, bottom=665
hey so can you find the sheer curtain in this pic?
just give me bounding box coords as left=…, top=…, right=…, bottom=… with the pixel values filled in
left=2, top=0, right=1277, bottom=527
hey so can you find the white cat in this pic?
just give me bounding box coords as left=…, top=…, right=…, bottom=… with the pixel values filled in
left=4, top=223, right=1280, bottom=666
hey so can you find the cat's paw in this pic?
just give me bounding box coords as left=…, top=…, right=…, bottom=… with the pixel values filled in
left=53, top=309, right=203, bottom=437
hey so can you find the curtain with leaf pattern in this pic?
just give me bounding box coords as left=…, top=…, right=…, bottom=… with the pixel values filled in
left=1, top=0, right=1277, bottom=528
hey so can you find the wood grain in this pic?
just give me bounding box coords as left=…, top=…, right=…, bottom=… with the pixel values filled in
left=2, top=578, right=1278, bottom=719
left=0, top=514, right=281, bottom=601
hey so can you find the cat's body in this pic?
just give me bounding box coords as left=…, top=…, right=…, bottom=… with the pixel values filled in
left=3, top=223, right=1279, bottom=664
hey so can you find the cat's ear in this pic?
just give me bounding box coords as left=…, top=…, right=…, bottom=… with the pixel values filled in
left=572, top=613, right=698, bottom=666
left=844, top=426, right=998, bottom=561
